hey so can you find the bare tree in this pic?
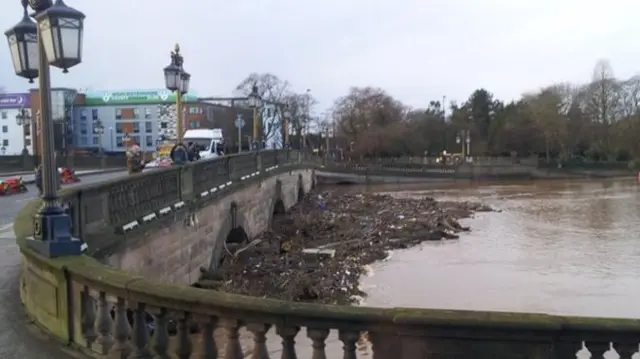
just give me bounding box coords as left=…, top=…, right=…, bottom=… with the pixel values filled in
left=235, top=73, right=291, bottom=142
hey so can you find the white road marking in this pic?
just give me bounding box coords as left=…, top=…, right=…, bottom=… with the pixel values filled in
left=0, top=223, right=14, bottom=239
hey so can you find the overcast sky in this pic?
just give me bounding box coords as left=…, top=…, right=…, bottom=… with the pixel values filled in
left=2, top=0, right=640, bottom=111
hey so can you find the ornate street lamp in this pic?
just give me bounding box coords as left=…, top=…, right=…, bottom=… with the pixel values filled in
left=5, top=0, right=85, bottom=257
left=16, top=108, right=32, bottom=152
left=15, top=107, right=31, bottom=126
left=247, top=84, right=262, bottom=150
left=163, top=43, right=190, bottom=144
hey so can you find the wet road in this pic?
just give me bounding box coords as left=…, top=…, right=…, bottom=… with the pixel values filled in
left=0, top=171, right=126, bottom=359
left=358, top=178, right=640, bottom=319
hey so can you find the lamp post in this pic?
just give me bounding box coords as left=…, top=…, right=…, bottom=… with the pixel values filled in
left=303, top=89, right=311, bottom=150
left=282, top=104, right=291, bottom=147
left=5, top=0, right=85, bottom=257
left=163, top=43, right=190, bottom=144
left=94, top=119, right=104, bottom=153
left=16, top=107, right=32, bottom=152
left=109, top=127, right=113, bottom=151
left=247, top=84, right=262, bottom=151
left=455, top=130, right=471, bottom=159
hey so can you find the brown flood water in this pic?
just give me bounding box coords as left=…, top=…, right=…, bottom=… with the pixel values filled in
left=333, top=178, right=640, bottom=319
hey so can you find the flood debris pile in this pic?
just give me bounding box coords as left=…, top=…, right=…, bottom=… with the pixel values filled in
left=203, top=191, right=495, bottom=305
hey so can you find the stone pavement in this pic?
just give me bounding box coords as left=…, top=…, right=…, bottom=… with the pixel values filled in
left=0, top=224, right=85, bottom=358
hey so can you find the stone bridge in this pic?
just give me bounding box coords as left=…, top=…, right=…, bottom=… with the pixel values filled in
left=14, top=150, right=640, bottom=359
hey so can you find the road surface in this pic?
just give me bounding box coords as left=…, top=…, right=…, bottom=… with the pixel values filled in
left=0, top=171, right=126, bottom=359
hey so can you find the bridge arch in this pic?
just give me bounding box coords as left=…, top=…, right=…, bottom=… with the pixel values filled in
left=270, top=180, right=286, bottom=225
left=297, top=174, right=305, bottom=202
left=209, top=201, right=248, bottom=270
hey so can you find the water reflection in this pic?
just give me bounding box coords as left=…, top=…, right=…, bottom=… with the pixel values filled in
left=329, top=178, right=640, bottom=318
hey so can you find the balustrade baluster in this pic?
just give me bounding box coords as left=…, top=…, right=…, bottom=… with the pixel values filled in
left=613, top=342, right=639, bottom=359
left=151, top=308, right=170, bottom=359
left=307, top=328, right=329, bottom=359
left=175, top=313, right=193, bottom=359
left=96, top=291, right=114, bottom=354
left=199, top=316, right=218, bottom=359
left=81, top=286, right=97, bottom=347
left=222, top=319, right=244, bottom=359
left=110, top=297, right=133, bottom=358
left=338, top=330, right=359, bottom=359
left=276, top=325, right=299, bottom=359
left=132, top=302, right=153, bottom=358
left=247, top=323, right=271, bottom=359
left=584, top=342, right=610, bottom=359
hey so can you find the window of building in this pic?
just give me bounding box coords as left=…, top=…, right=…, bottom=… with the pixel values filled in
left=25, top=138, right=31, bottom=146
left=92, top=109, right=98, bottom=120
left=188, top=107, right=203, bottom=115
left=188, top=120, right=199, bottom=129
left=115, top=108, right=122, bottom=120
left=1, top=125, right=7, bottom=133
left=25, top=126, right=30, bottom=136
left=116, top=126, right=123, bottom=134
left=79, top=122, right=87, bottom=135
left=132, top=122, right=140, bottom=133
left=2, top=139, right=8, bottom=146
left=0, top=111, right=7, bottom=120
left=92, top=137, right=99, bottom=146
left=79, top=137, right=87, bottom=145
left=146, top=135, right=153, bottom=147
left=160, top=122, right=167, bottom=129
left=145, top=121, right=152, bottom=133
left=133, top=108, right=140, bottom=119
left=80, top=109, right=88, bottom=120
left=116, top=136, right=123, bottom=147
left=144, top=108, right=152, bottom=119
left=132, top=135, right=140, bottom=145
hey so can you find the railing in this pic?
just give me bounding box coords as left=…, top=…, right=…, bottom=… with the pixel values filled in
left=17, top=151, right=640, bottom=358
left=20, top=245, right=640, bottom=359
left=56, top=149, right=307, bottom=251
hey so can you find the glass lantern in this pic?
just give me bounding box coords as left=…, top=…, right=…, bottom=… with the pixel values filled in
left=247, top=85, right=262, bottom=108
left=179, top=70, right=190, bottom=94
left=35, top=0, right=85, bottom=72
left=5, top=5, right=39, bottom=82
left=163, top=62, right=180, bottom=92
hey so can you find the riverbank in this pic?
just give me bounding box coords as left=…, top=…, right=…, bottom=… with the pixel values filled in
left=205, top=190, right=494, bottom=305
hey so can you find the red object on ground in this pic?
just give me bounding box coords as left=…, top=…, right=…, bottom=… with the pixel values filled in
left=0, top=177, right=28, bottom=196
left=58, top=167, right=80, bottom=184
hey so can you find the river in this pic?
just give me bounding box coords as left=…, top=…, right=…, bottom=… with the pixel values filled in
left=342, top=178, right=640, bottom=319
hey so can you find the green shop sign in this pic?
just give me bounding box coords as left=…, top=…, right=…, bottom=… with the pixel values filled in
left=84, top=90, right=198, bottom=105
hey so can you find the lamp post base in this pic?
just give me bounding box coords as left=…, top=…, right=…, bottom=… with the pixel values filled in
left=27, top=212, right=84, bottom=258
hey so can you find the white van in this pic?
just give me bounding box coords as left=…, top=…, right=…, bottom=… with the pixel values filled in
left=183, top=129, right=224, bottom=159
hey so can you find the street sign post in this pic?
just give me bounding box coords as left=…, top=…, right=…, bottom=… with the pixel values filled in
left=235, top=114, right=245, bottom=153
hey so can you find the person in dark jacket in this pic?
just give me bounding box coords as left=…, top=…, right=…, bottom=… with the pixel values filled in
left=188, top=143, right=201, bottom=161
left=170, top=143, right=189, bottom=165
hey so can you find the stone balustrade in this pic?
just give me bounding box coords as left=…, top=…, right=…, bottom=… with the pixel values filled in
left=14, top=150, right=640, bottom=358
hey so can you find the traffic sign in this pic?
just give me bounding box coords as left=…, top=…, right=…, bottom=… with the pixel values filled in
left=235, top=115, right=245, bottom=129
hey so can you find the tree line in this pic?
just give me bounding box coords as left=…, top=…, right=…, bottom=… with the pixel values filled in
left=232, top=60, right=640, bottom=160
left=329, top=60, right=640, bottom=160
